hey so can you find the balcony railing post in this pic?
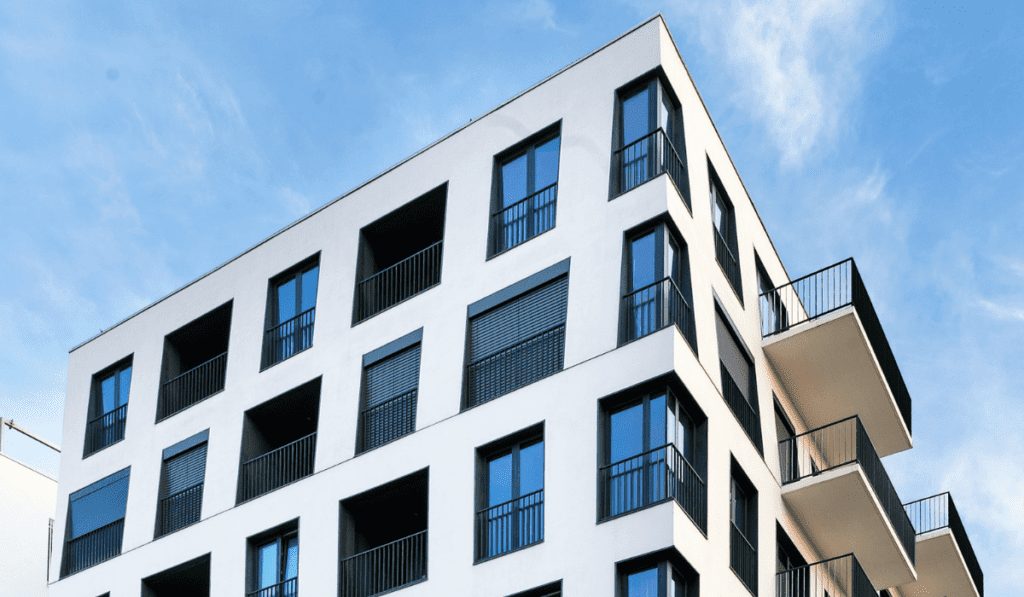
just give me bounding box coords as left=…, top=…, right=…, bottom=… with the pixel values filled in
left=239, top=432, right=317, bottom=503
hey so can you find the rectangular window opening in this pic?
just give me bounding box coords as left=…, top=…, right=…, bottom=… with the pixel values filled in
left=262, top=256, right=320, bottom=370
left=489, top=123, right=561, bottom=256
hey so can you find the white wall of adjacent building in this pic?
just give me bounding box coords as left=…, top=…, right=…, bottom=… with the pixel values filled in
left=0, top=452, right=57, bottom=597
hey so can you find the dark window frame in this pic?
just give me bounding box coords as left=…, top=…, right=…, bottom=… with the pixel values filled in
left=61, top=466, right=131, bottom=578
left=615, top=548, right=698, bottom=597
left=715, top=299, right=763, bottom=455
left=506, top=580, right=562, bottom=597
left=730, top=458, right=758, bottom=595
left=709, top=160, right=742, bottom=302
left=155, top=430, right=209, bottom=539
left=246, top=519, right=299, bottom=597
left=755, top=253, right=788, bottom=335
left=83, top=355, right=133, bottom=458
left=610, top=69, right=691, bottom=208
left=261, top=253, right=321, bottom=371
left=489, top=122, right=562, bottom=258
left=356, top=329, right=423, bottom=455
left=618, top=217, right=696, bottom=352
left=475, top=423, right=545, bottom=563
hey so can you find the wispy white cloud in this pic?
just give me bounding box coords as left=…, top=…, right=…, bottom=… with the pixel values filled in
left=978, top=298, right=1024, bottom=322
left=495, top=0, right=570, bottom=33
left=666, top=0, right=887, bottom=166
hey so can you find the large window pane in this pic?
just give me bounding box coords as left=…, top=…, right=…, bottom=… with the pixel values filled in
left=626, top=568, right=659, bottom=597
left=276, top=278, right=296, bottom=323
left=284, top=536, right=299, bottom=579
left=300, top=266, right=319, bottom=312
left=630, top=233, right=657, bottom=291
left=520, top=441, right=544, bottom=495
left=100, top=374, right=116, bottom=413
left=257, top=542, right=279, bottom=588
left=502, top=153, right=529, bottom=207
left=116, top=366, right=131, bottom=408
left=622, top=88, right=650, bottom=145
left=488, top=452, right=513, bottom=506
left=535, top=137, right=560, bottom=189
left=610, top=403, right=643, bottom=463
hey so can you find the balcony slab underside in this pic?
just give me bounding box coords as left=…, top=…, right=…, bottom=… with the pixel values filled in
left=763, top=308, right=911, bottom=457
left=782, top=463, right=916, bottom=590
left=897, top=530, right=979, bottom=597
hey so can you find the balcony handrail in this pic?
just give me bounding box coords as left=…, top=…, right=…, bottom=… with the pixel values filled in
left=614, top=128, right=690, bottom=211
left=599, top=443, right=700, bottom=480
left=247, top=577, right=298, bottom=597
left=340, top=529, right=427, bottom=564
left=161, top=481, right=203, bottom=504
left=265, top=306, right=316, bottom=335
left=362, top=389, right=417, bottom=415
left=161, top=351, right=228, bottom=386
left=61, top=517, right=124, bottom=577
left=241, top=431, right=317, bottom=467
left=476, top=488, right=544, bottom=516
left=492, top=182, right=558, bottom=217
left=357, top=241, right=443, bottom=287
left=731, top=521, right=756, bottom=551
left=757, top=258, right=912, bottom=434
left=775, top=553, right=875, bottom=597
left=86, top=403, right=127, bottom=425
left=720, top=364, right=762, bottom=454
left=468, top=323, right=564, bottom=367
left=714, top=227, right=738, bottom=263
left=622, top=276, right=691, bottom=309
left=614, top=127, right=680, bottom=162
left=904, top=492, right=983, bottom=596
left=779, top=415, right=916, bottom=562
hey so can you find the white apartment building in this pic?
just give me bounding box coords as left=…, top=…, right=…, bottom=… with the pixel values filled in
left=49, top=15, right=984, bottom=597
left=1, top=419, right=59, bottom=597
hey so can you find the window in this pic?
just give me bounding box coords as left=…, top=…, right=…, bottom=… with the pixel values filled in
left=710, top=164, right=742, bottom=299
left=84, top=357, right=132, bottom=457
left=464, top=260, right=569, bottom=408
left=730, top=460, right=758, bottom=594
left=506, top=581, right=562, bottom=597
left=358, top=330, right=422, bottom=453
left=476, top=426, right=544, bottom=561
left=716, top=305, right=762, bottom=453
left=774, top=399, right=798, bottom=482
left=620, top=222, right=696, bottom=352
left=776, top=525, right=807, bottom=597
left=237, top=379, right=320, bottom=504
left=600, top=381, right=707, bottom=532
left=616, top=551, right=696, bottom=597
left=262, top=256, right=319, bottom=369
left=156, top=431, right=208, bottom=538
left=158, top=301, right=231, bottom=421
left=61, top=467, right=130, bottom=577
left=756, top=256, right=787, bottom=335
left=490, top=125, right=561, bottom=255
left=248, top=522, right=298, bottom=597
left=613, top=74, right=689, bottom=208
left=353, top=184, right=446, bottom=323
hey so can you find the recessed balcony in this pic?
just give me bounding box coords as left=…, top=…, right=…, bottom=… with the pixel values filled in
left=776, top=554, right=875, bottom=597
left=779, top=416, right=916, bottom=589
left=898, top=493, right=983, bottom=597
left=759, top=258, right=912, bottom=457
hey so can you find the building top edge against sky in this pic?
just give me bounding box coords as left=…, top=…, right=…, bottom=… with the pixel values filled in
left=67, top=13, right=788, bottom=354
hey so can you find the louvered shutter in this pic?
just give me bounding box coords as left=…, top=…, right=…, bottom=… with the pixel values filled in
left=158, top=444, right=207, bottom=536
left=467, top=276, right=568, bottom=406
left=361, top=344, right=421, bottom=452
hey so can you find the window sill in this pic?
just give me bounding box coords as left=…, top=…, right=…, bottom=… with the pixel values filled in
left=473, top=539, right=544, bottom=565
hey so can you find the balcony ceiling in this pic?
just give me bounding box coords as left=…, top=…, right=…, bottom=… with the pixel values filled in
left=763, top=307, right=912, bottom=457
left=896, top=530, right=980, bottom=597
left=782, top=463, right=917, bottom=590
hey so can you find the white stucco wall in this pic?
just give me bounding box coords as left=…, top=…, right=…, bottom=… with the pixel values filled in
left=0, top=454, right=58, bottom=597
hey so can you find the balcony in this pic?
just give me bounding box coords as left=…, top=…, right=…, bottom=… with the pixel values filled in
left=340, top=470, right=428, bottom=597
left=249, top=578, right=298, bottom=597
left=157, top=483, right=203, bottom=537
left=490, top=183, right=557, bottom=255
left=898, top=493, right=983, bottom=597
left=599, top=443, right=707, bottom=533
left=141, top=553, right=211, bottom=597
left=465, top=324, right=565, bottom=408
left=721, top=363, right=763, bottom=455
left=61, top=519, right=123, bottom=577
left=84, top=404, right=127, bottom=456
left=776, top=554, right=875, bottom=597
left=759, top=258, right=912, bottom=456
left=731, top=522, right=757, bottom=594
left=236, top=379, right=320, bottom=504
left=353, top=183, right=446, bottom=323
left=715, top=228, right=742, bottom=299
left=614, top=128, right=690, bottom=212
left=620, top=278, right=697, bottom=354
left=360, top=389, right=417, bottom=453
left=476, top=489, right=544, bottom=561
left=262, top=308, right=315, bottom=369
left=779, top=416, right=915, bottom=589
left=158, top=301, right=231, bottom=420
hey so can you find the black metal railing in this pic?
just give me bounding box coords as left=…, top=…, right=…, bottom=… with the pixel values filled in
left=731, top=522, right=757, bottom=594
left=158, top=352, right=227, bottom=420
left=476, top=489, right=544, bottom=561
left=615, top=128, right=690, bottom=211
left=60, top=518, right=124, bottom=577
left=466, top=325, right=565, bottom=408
left=776, top=554, right=874, bottom=597
left=779, top=416, right=916, bottom=563
left=238, top=432, right=316, bottom=503
left=491, top=183, right=557, bottom=255
left=263, top=307, right=316, bottom=369
left=621, top=278, right=697, bottom=354
left=904, top=493, right=983, bottom=596
left=157, top=483, right=203, bottom=537
left=599, top=443, right=707, bottom=532
left=721, top=364, right=763, bottom=454
left=758, top=258, right=912, bottom=434
left=355, top=241, right=443, bottom=322
left=339, top=530, right=427, bottom=597
left=84, top=404, right=127, bottom=456
left=714, top=228, right=742, bottom=299
left=249, top=578, right=298, bottom=597
left=360, top=390, right=417, bottom=453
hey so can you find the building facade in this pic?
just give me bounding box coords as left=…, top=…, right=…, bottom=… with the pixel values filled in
left=49, top=16, right=983, bottom=597
left=0, top=419, right=59, bottom=597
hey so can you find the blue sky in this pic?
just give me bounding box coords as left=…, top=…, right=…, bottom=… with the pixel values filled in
left=2, top=0, right=1022, bottom=592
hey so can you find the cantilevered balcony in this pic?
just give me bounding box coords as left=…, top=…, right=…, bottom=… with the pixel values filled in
left=614, top=128, right=690, bottom=212
left=777, top=554, right=875, bottom=597
left=759, top=258, right=912, bottom=456
left=898, top=493, right=983, bottom=597
left=779, top=416, right=916, bottom=589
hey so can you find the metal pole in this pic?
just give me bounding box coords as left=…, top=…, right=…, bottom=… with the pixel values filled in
left=0, top=418, right=61, bottom=453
